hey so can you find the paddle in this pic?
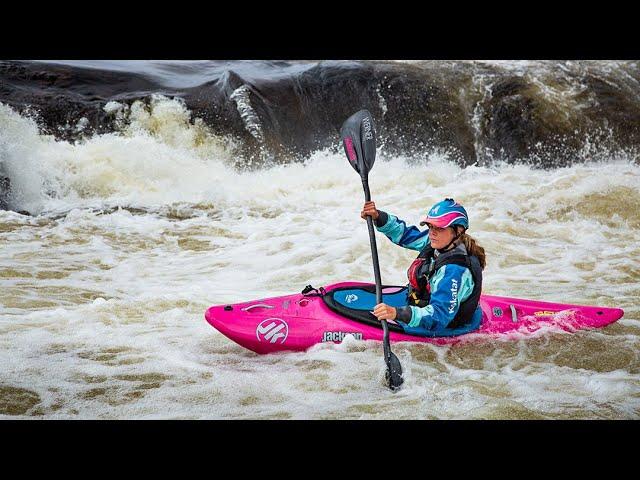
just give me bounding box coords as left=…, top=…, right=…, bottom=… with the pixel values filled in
left=340, top=109, right=404, bottom=391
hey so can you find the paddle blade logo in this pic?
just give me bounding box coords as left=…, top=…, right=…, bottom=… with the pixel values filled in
left=256, top=318, right=289, bottom=344
left=362, top=116, right=373, bottom=140
left=343, top=136, right=358, bottom=165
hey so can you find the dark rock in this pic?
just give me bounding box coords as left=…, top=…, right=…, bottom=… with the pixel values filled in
left=1, top=59, right=640, bottom=176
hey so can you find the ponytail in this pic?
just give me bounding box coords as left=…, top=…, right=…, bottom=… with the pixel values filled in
left=460, top=232, right=486, bottom=269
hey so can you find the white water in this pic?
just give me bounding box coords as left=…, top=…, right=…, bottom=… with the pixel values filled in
left=1, top=97, right=639, bottom=419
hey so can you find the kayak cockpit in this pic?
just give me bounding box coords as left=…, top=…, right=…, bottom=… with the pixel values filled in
left=320, top=284, right=483, bottom=337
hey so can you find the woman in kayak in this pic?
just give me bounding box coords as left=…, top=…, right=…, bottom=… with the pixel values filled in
left=361, top=198, right=486, bottom=336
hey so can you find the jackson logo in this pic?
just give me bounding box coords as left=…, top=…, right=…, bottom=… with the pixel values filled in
left=362, top=117, right=373, bottom=140
left=534, top=311, right=555, bottom=316
left=322, top=331, right=363, bottom=342
left=256, top=318, right=289, bottom=344
left=345, top=294, right=358, bottom=303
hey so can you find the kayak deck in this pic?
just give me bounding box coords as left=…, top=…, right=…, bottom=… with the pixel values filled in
left=204, top=282, right=624, bottom=354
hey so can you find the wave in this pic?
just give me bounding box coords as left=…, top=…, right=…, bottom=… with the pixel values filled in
left=2, top=60, right=640, bottom=214
left=0, top=98, right=236, bottom=214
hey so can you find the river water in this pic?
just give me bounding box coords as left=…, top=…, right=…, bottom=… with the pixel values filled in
left=1, top=90, right=639, bottom=419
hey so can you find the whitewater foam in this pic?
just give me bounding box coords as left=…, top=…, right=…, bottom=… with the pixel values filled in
left=1, top=96, right=639, bottom=419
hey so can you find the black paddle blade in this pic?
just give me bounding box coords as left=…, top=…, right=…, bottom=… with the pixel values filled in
left=339, top=109, right=377, bottom=176
left=384, top=344, right=404, bottom=391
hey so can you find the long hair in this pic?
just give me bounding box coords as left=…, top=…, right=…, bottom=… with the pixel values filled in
left=455, top=228, right=486, bottom=269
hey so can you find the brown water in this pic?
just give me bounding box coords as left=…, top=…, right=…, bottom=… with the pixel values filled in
left=1, top=97, right=639, bottom=419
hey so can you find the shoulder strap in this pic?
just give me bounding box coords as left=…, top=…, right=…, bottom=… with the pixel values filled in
left=430, top=245, right=470, bottom=279
left=417, top=245, right=434, bottom=260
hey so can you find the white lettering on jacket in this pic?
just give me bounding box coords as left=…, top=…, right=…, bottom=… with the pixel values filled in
left=449, top=279, right=459, bottom=314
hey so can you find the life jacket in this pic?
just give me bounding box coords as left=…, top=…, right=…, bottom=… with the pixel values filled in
left=406, top=242, right=483, bottom=329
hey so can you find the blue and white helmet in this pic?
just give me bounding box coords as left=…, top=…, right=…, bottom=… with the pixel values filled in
left=419, top=198, right=469, bottom=230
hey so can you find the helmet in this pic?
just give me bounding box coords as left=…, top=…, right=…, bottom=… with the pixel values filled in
left=420, top=198, right=469, bottom=230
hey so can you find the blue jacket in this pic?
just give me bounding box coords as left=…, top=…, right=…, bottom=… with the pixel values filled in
left=375, top=211, right=475, bottom=334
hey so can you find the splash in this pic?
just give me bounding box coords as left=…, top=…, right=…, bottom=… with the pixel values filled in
left=229, top=85, right=265, bottom=143
left=0, top=97, right=237, bottom=214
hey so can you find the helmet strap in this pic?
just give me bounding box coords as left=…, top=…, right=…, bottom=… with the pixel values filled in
left=438, top=227, right=463, bottom=252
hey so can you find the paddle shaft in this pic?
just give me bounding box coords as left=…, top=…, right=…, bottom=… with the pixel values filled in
left=361, top=176, right=392, bottom=353
left=340, top=109, right=401, bottom=389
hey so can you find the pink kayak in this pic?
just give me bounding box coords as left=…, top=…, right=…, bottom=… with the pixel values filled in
left=204, top=282, right=624, bottom=354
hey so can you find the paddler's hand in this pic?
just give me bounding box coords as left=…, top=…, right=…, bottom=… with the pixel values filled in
left=373, top=303, right=397, bottom=321
left=361, top=201, right=379, bottom=220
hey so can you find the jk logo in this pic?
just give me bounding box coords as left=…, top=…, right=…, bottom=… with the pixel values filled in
left=256, top=318, right=289, bottom=344
left=345, top=294, right=358, bottom=303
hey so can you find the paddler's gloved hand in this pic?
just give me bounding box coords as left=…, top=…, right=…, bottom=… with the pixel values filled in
left=361, top=201, right=388, bottom=227
left=373, top=303, right=397, bottom=321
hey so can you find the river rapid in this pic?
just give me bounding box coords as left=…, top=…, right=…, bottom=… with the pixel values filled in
left=1, top=76, right=639, bottom=419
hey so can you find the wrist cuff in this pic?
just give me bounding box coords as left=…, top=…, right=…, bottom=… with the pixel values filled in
left=375, top=210, right=389, bottom=227
left=395, top=306, right=413, bottom=324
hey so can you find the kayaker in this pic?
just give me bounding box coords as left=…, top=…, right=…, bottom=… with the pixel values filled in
left=361, top=198, right=486, bottom=335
